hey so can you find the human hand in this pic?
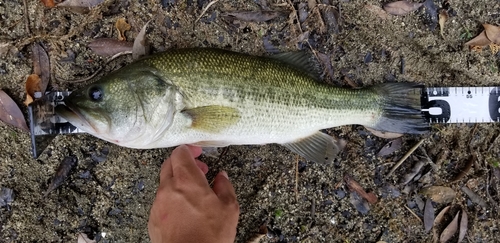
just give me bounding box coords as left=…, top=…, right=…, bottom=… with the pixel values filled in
left=148, top=145, right=239, bottom=243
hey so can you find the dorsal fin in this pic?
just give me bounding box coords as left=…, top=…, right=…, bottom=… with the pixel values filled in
left=270, top=52, right=322, bottom=81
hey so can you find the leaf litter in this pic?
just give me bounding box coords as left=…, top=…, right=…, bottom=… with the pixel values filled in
left=383, top=1, right=423, bottom=16
left=465, top=24, right=500, bottom=53
left=420, top=186, right=455, bottom=204
left=132, top=21, right=151, bottom=60
left=423, top=198, right=434, bottom=232
left=439, top=211, right=459, bottom=243
left=0, top=90, right=29, bottom=132
left=115, top=18, right=131, bottom=41
left=88, top=38, right=133, bottom=57
left=57, top=0, right=105, bottom=14
left=45, top=156, right=78, bottom=196
left=221, top=11, right=285, bottom=22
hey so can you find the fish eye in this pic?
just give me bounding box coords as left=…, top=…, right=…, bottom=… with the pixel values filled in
left=88, top=86, right=104, bottom=102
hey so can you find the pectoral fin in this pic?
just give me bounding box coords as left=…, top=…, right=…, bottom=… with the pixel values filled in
left=182, top=105, right=240, bottom=133
left=282, top=132, right=340, bottom=164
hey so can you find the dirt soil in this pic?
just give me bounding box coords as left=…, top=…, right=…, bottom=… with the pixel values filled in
left=1, top=0, right=500, bottom=242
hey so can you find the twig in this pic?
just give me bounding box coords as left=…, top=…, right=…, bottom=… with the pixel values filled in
left=195, top=0, right=219, bottom=24
left=488, top=132, right=500, bottom=152
left=387, top=139, right=425, bottom=176
left=295, top=155, right=299, bottom=202
left=404, top=205, right=423, bottom=224
left=56, top=51, right=132, bottom=83
left=22, top=0, right=30, bottom=35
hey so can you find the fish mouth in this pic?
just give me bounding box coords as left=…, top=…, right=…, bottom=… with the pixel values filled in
left=55, top=103, right=97, bottom=134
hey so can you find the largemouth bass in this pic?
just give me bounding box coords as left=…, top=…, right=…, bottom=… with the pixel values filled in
left=55, top=48, right=428, bottom=163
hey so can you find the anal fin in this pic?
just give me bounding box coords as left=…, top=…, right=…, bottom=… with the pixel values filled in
left=182, top=105, right=240, bottom=133
left=282, top=132, right=340, bottom=164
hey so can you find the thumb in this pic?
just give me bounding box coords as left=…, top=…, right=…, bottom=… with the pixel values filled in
left=212, top=171, right=237, bottom=204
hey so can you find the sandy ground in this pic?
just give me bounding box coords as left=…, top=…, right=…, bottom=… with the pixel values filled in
left=1, top=0, right=500, bottom=242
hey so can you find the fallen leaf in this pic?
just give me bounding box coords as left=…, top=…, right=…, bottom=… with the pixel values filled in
left=465, top=31, right=491, bottom=49
left=345, top=174, right=377, bottom=204
left=483, top=23, right=500, bottom=44
left=115, top=18, right=131, bottom=41
left=377, top=137, right=402, bottom=157
left=433, top=205, right=450, bottom=242
left=365, top=127, right=403, bottom=139
left=461, top=186, right=487, bottom=208
left=88, top=38, right=133, bottom=57
left=349, top=191, right=370, bottom=214
left=383, top=1, right=423, bottom=16
left=365, top=4, right=391, bottom=20
left=24, top=74, right=41, bottom=106
left=458, top=210, right=468, bottom=243
left=321, top=6, right=341, bottom=34
left=424, top=198, right=434, bottom=232
left=57, top=0, right=104, bottom=14
left=420, top=186, right=455, bottom=204
left=490, top=43, right=500, bottom=55
left=222, top=11, right=284, bottom=22
left=0, top=90, right=29, bottom=132
left=439, top=211, right=459, bottom=243
left=45, top=156, right=78, bottom=196
left=40, top=0, right=56, bottom=7
left=77, top=233, right=96, bottom=243
left=438, top=9, right=448, bottom=38
left=401, top=160, right=425, bottom=185
left=422, top=0, right=438, bottom=31
left=132, top=21, right=151, bottom=60
left=450, top=155, right=474, bottom=183
left=31, top=43, right=50, bottom=95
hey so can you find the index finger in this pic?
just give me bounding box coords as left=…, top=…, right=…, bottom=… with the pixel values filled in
left=159, top=145, right=203, bottom=182
left=165, top=145, right=209, bottom=187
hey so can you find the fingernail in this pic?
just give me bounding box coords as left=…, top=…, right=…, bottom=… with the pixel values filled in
left=220, top=171, right=228, bottom=179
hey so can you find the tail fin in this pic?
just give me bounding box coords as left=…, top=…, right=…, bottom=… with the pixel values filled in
left=369, top=83, right=429, bottom=134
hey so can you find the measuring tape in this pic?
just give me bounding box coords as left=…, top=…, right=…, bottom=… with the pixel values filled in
left=421, top=87, right=500, bottom=124
left=27, top=87, right=500, bottom=158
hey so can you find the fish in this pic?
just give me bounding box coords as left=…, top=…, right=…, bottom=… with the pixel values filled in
left=55, top=48, right=428, bottom=163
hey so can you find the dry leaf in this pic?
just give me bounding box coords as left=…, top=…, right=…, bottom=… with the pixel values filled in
left=401, top=160, right=425, bottom=185
left=40, top=0, right=56, bottom=7
left=465, top=31, right=491, bottom=47
left=88, top=38, right=133, bottom=57
left=483, top=23, right=500, bottom=44
left=439, top=211, right=459, bottom=243
left=383, top=1, right=423, bottom=16
left=115, top=18, right=131, bottom=41
left=461, top=186, right=487, bottom=208
left=77, top=233, right=96, bottom=243
left=45, top=156, right=78, bottom=196
left=222, top=11, right=284, bottom=22
left=377, top=137, right=402, bottom=157
left=458, top=210, right=468, bottom=243
left=420, top=186, right=455, bottom=204
left=438, top=9, right=448, bottom=38
left=365, top=127, right=403, bottom=139
left=132, top=21, right=151, bottom=60
left=433, top=205, right=451, bottom=242
left=0, top=90, right=29, bottom=132
left=345, top=175, right=378, bottom=204
left=57, top=0, right=104, bottom=14
left=365, top=4, right=391, bottom=20
left=24, top=74, right=41, bottom=106
left=423, top=198, right=434, bottom=232
left=490, top=43, right=500, bottom=55
left=32, top=43, right=50, bottom=95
